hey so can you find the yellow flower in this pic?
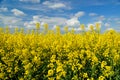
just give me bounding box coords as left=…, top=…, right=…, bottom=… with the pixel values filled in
left=47, top=63, right=54, bottom=68
left=95, top=22, right=101, bottom=31
left=114, top=54, right=119, bottom=62
left=44, top=23, right=48, bottom=31
left=64, top=26, right=68, bottom=33
left=98, top=76, right=105, bottom=80
left=50, top=55, right=56, bottom=63
left=77, top=64, right=83, bottom=70
left=101, top=61, right=107, bottom=69
left=80, top=24, right=85, bottom=30
left=25, top=70, right=29, bottom=75
left=56, top=75, right=61, bottom=80
left=31, top=50, right=37, bottom=56
left=55, top=25, right=60, bottom=34
left=19, top=77, right=24, bottom=80
left=83, top=73, right=88, bottom=78
left=32, top=56, right=40, bottom=64
left=56, top=66, right=63, bottom=73
left=36, top=22, right=40, bottom=29
left=0, top=73, right=4, bottom=79
left=0, top=23, right=120, bottom=80
left=91, top=55, right=98, bottom=63
left=47, top=69, right=54, bottom=76
left=89, top=25, right=94, bottom=31
left=90, top=77, right=94, bottom=80
left=48, top=77, right=55, bottom=80
left=105, top=66, right=111, bottom=71
left=24, top=63, right=32, bottom=70
left=22, top=49, right=28, bottom=57
left=61, top=71, right=66, bottom=77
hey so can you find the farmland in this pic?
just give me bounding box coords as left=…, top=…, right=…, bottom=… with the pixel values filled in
left=0, top=23, right=120, bottom=80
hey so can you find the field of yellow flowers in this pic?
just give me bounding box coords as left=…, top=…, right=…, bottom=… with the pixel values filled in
left=0, top=23, right=120, bottom=80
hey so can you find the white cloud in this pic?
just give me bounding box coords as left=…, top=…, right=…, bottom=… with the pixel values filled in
left=52, top=25, right=58, bottom=30
left=65, top=11, right=85, bottom=27
left=24, top=11, right=84, bottom=29
left=24, top=15, right=67, bottom=28
left=0, top=7, right=8, bottom=12
left=41, top=22, right=46, bottom=26
left=98, top=15, right=105, bottom=21
left=104, top=23, right=110, bottom=27
left=74, top=11, right=85, bottom=18
left=66, top=18, right=80, bottom=27
left=43, top=1, right=66, bottom=9
left=0, top=14, right=23, bottom=28
left=19, top=0, right=40, bottom=3
left=73, top=27, right=82, bottom=32
left=9, top=25, right=18, bottom=28
left=24, top=16, right=41, bottom=28
left=50, top=3, right=66, bottom=9
left=0, top=15, right=21, bottom=25
left=11, top=9, right=26, bottom=16
left=89, top=13, right=97, bottom=16
left=33, top=15, right=40, bottom=21
left=40, top=17, right=67, bottom=26
left=24, top=21, right=39, bottom=28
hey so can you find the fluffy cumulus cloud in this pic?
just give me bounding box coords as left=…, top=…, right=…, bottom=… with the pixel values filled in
left=11, top=9, right=26, bottom=16
left=24, top=15, right=40, bottom=28
left=24, top=15, right=67, bottom=28
left=74, top=11, right=85, bottom=18
left=24, top=21, right=39, bottom=28
left=43, top=1, right=66, bottom=9
left=19, top=0, right=40, bottom=3
left=0, top=7, right=8, bottom=12
left=0, top=14, right=23, bottom=28
left=104, top=23, right=110, bottom=27
left=33, top=16, right=40, bottom=22
left=66, top=11, right=85, bottom=27
left=40, top=17, right=67, bottom=26
left=89, top=13, right=98, bottom=16
left=66, top=18, right=80, bottom=27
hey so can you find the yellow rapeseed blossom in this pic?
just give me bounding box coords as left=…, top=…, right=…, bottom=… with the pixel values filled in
left=36, top=22, right=40, bottom=29
left=50, top=55, right=56, bottom=63
left=48, top=77, right=54, bottom=80
left=0, top=23, right=120, bottom=80
left=80, top=24, right=85, bottom=30
left=56, top=66, right=63, bottom=73
left=101, top=61, right=107, bottom=69
left=98, top=76, right=105, bottom=80
left=89, top=25, right=94, bottom=31
left=83, top=73, right=88, bottom=78
left=47, top=69, right=54, bottom=76
left=0, top=73, right=5, bottom=79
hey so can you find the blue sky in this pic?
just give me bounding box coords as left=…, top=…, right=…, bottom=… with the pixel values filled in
left=0, top=0, right=120, bottom=32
